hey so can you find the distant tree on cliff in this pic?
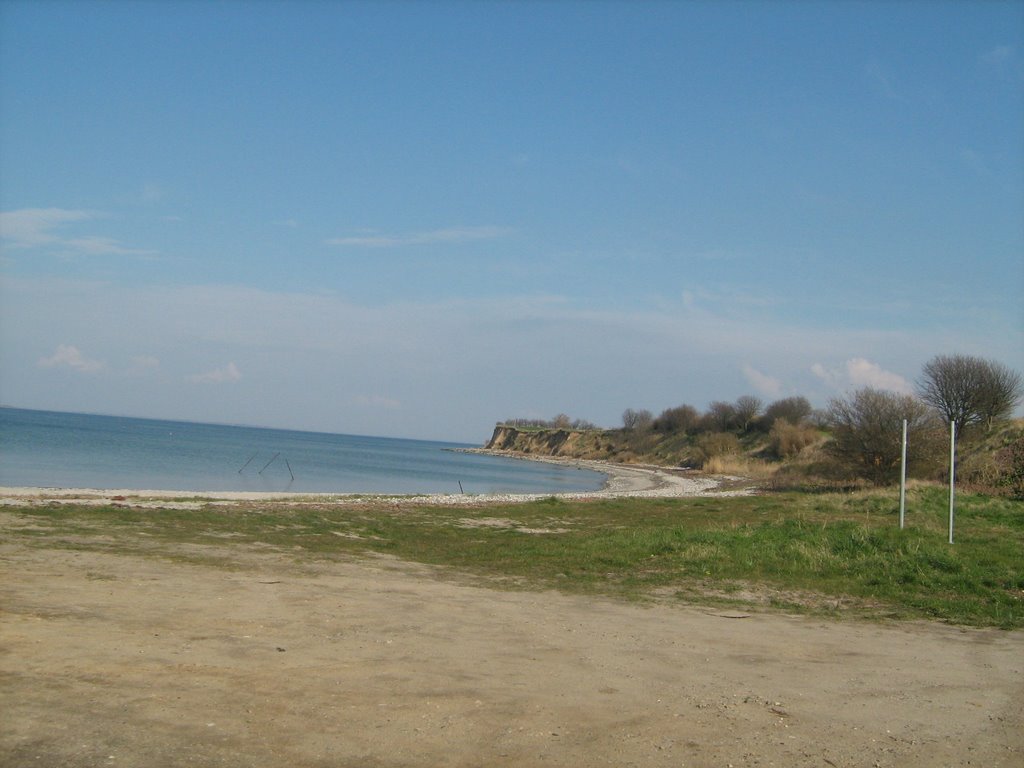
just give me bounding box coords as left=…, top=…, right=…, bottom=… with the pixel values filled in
left=702, top=401, right=738, bottom=433
left=622, top=408, right=653, bottom=431
left=552, top=413, right=572, bottom=428
left=653, top=404, right=700, bottom=434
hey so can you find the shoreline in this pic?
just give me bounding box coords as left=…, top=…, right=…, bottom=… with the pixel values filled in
left=0, top=453, right=750, bottom=507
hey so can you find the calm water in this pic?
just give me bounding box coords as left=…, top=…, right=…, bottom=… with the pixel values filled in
left=0, top=408, right=605, bottom=495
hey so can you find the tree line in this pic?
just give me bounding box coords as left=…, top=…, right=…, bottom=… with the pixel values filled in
left=499, top=414, right=599, bottom=431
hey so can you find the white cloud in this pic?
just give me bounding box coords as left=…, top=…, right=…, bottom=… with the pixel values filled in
left=0, top=208, right=155, bottom=256
left=741, top=365, right=783, bottom=397
left=37, top=344, right=105, bottom=374
left=811, top=358, right=912, bottom=394
left=327, top=226, right=512, bottom=248
left=187, top=362, right=241, bottom=384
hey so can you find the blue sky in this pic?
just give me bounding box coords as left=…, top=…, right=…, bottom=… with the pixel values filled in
left=1, top=1, right=1022, bottom=442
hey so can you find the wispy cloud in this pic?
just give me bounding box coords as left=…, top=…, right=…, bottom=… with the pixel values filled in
left=37, top=344, right=105, bottom=374
left=980, top=44, right=1023, bottom=80
left=811, top=357, right=912, bottom=395
left=0, top=208, right=155, bottom=256
left=742, top=364, right=783, bottom=398
left=981, top=44, right=1015, bottom=69
left=187, top=362, right=241, bottom=384
left=327, top=226, right=512, bottom=248
left=2, top=208, right=92, bottom=248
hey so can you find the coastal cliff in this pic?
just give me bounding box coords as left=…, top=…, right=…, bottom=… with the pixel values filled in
left=485, top=425, right=615, bottom=459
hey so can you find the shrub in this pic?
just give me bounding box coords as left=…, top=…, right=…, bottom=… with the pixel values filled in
left=768, top=418, right=819, bottom=458
left=758, top=396, right=813, bottom=431
left=692, top=432, right=741, bottom=468
left=826, top=388, right=944, bottom=484
left=961, top=434, right=1024, bottom=498
left=997, top=435, right=1024, bottom=498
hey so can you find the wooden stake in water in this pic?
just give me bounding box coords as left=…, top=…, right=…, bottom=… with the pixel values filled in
left=285, top=458, right=294, bottom=481
left=899, top=419, right=907, bottom=530
left=238, top=452, right=258, bottom=474
left=948, top=421, right=956, bottom=545
left=259, top=452, right=280, bottom=474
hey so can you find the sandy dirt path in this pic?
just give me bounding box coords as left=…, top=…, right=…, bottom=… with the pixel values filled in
left=2, top=540, right=1021, bottom=768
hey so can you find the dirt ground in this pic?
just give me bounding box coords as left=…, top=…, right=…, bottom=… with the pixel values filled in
left=2, top=540, right=1022, bottom=768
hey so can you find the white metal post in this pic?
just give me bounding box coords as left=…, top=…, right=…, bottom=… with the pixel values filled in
left=948, top=421, right=956, bottom=545
left=899, top=419, right=907, bottom=529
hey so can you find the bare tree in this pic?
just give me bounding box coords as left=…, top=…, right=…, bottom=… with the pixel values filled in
left=622, top=408, right=653, bottom=431
left=975, top=360, right=1024, bottom=430
left=703, top=401, right=738, bottom=432
left=733, top=395, right=763, bottom=432
left=917, top=354, right=1023, bottom=431
left=552, top=414, right=572, bottom=429
left=653, top=404, right=700, bottom=434
left=827, top=388, right=943, bottom=484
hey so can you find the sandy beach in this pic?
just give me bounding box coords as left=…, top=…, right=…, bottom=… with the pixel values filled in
left=2, top=537, right=1021, bottom=768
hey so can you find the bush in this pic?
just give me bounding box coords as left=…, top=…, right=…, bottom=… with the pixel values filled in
left=961, top=434, right=1024, bottom=498
left=768, top=418, right=820, bottom=458
left=757, top=396, right=813, bottom=431
left=826, top=388, right=944, bottom=484
left=691, top=432, right=741, bottom=468
left=997, top=435, right=1024, bottom=498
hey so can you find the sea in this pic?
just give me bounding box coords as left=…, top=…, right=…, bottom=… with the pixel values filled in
left=0, top=407, right=606, bottom=495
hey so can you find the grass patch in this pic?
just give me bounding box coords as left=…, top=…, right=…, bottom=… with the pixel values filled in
left=5, top=486, right=1023, bottom=628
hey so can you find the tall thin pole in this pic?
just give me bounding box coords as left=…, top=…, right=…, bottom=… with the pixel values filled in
left=899, top=419, right=907, bottom=529
left=948, top=421, right=956, bottom=545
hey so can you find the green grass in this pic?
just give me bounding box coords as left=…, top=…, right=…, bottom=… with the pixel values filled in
left=5, top=486, right=1023, bottom=628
